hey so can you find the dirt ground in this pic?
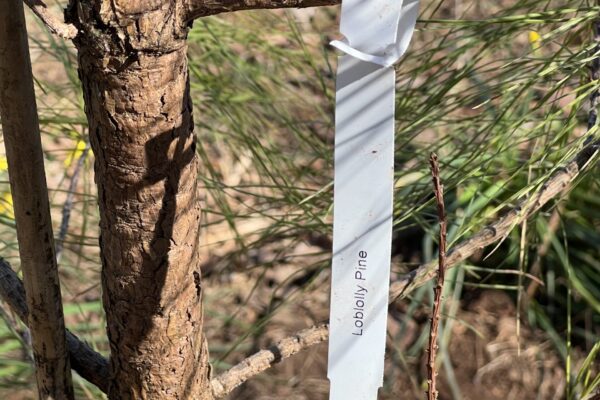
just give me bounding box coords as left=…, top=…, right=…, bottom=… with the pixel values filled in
left=204, top=256, right=569, bottom=400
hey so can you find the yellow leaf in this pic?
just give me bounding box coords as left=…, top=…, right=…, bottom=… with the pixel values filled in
left=529, top=31, right=542, bottom=54
left=0, top=157, right=7, bottom=172
left=529, top=31, right=541, bottom=44
left=64, top=140, right=87, bottom=168
left=0, top=191, right=14, bottom=219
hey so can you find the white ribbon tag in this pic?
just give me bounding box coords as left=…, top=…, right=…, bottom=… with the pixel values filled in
left=331, top=0, right=420, bottom=67
left=327, top=1, right=419, bottom=399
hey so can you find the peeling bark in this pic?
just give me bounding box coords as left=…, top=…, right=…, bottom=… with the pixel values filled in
left=67, top=1, right=211, bottom=398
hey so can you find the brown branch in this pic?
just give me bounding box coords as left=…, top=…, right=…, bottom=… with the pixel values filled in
left=389, top=5, right=600, bottom=305
left=426, top=153, right=447, bottom=400
left=0, top=2, right=74, bottom=397
left=23, top=0, right=77, bottom=39
left=186, top=0, right=339, bottom=20
left=525, top=15, right=600, bottom=309
left=0, top=260, right=109, bottom=393
left=210, top=324, right=328, bottom=398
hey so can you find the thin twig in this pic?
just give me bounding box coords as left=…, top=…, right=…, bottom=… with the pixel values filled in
left=210, top=325, right=328, bottom=398
left=426, top=153, right=447, bottom=400
left=0, top=260, right=109, bottom=393
left=0, top=303, right=32, bottom=362
left=464, top=265, right=544, bottom=286
left=23, top=0, right=77, bottom=40
left=56, top=146, right=89, bottom=262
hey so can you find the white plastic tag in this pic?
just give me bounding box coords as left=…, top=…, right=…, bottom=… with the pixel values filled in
left=327, top=1, right=419, bottom=399
left=328, top=55, right=395, bottom=400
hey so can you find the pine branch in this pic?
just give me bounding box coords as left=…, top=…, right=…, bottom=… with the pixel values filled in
left=23, top=0, right=77, bottom=40
left=56, top=146, right=90, bottom=262
left=0, top=260, right=109, bottom=393
left=426, top=153, right=447, bottom=400
left=0, top=3, right=74, bottom=396
left=210, top=325, right=328, bottom=398
left=186, top=0, right=339, bottom=20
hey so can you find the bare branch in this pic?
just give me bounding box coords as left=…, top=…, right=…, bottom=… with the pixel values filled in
left=426, top=153, right=447, bottom=400
left=0, top=260, right=109, bottom=393
left=24, top=0, right=77, bottom=39
left=186, top=0, right=339, bottom=20
left=211, top=325, right=328, bottom=398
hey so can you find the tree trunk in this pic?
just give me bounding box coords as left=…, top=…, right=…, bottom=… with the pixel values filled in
left=0, top=1, right=73, bottom=398
left=67, top=2, right=211, bottom=398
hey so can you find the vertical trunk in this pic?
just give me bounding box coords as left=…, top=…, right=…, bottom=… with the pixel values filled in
left=68, top=2, right=211, bottom=398
left=0, top=1, right=73, bottom=398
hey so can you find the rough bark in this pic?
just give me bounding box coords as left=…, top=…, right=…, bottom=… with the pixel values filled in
left=0, top=1, right=73, bottom=398
left=67, top=1, right=211, bottom=398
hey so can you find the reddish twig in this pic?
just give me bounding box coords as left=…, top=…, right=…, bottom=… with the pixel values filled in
left=426, top=153, right=447, bottom=400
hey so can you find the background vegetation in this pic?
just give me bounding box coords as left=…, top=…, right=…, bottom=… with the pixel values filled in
left=0, top=0, right=598, bottom=398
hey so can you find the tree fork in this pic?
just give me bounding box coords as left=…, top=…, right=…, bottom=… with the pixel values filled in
left=67, top=1, right=211, bottom=398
